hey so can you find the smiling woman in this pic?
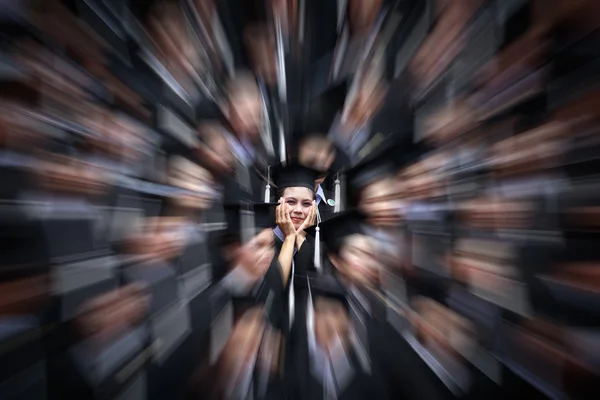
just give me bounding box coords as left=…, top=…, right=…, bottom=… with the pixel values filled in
left=271, top=164, right=319, bottom=272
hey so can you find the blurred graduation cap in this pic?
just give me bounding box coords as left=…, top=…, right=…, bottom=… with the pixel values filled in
left=305, top=79, right=349, bottom=129
left=343, top=141, right=405, bottom=207
left=223, top=202, right=279, bottom=244
left=306, top=209, right=367, bottom=256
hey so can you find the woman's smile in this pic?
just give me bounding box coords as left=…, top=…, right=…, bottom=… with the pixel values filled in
left=291, top=216, right=304, bottom=224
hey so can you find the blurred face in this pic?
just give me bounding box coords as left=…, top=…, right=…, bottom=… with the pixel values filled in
left=169, top=157, right=215, bottom=210
left=359, top=176, right=401, bottom=227
left=283, top=187, right=314, bottom=230
left=314, top=297, right=351, bottom=352
left=76, top=284, right=150, bottom=344
left=153, top=217, right=188, bottom=260
left=242, top=228, right=276, bottom=274
left=299, top=136, right=336, bottom=174
left=228, top=92, right=263, bottom=141
left=334, top=234, right=380, bottom=287
left=348, top=0, right=383, bottom=34
left=220, top=307, right=265, bottom=372
left=0, top=274, right=49, bottom=316
left=244, top=25, right=278, bottom=86
left=38, top=156, right=108, bottom=196
left=198, top=125, right=235, bottom=176
left=346, top=81, right=384, bottom=128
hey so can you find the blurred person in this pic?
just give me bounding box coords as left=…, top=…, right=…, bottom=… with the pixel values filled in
left=50, top=282, right=152, bottom=399
left=344, top=143, right=406, bottom=273
left=321, top=0, right=385, bottom=83
left=221, top=72, right=272, bottom=203
left=147, top=0, right=201, bottom=91
left=329, top=69, right=388, bottom=164
left=0, top=102, right=51, bottom=200
left=297, top=133, right=343, bottom=221
left=324, top=61, right=414, bottom=168
left=347, top=0, right=384, bottom=37
left=186, top=202, right=286, bottom=398
left=299, top=211, right=448, bottom=399
left=189, top=304, right=283, bottom=399
left=196, top=121, right=236, bottom=181
left=33, top=144, right=110, bottom=204
left=244, top=23, right=278, bottom=87
left=216, top=202, right=282, bottom=301
left=119, top=214, right=200, bottom=400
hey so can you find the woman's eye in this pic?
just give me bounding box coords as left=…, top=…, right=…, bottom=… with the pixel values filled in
left=303, top=202, right=312, bottom=207
left=287, top=201, right=295, bottom=205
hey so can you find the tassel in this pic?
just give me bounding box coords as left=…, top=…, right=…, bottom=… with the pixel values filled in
left=314, top=225, right=321, bottom=272
left=264, top=166, right=271, bottom=202
left=289, top=268, right=295, bottom=329
left=314, top=206, right=322, bottom=272
left=334, top=174, right=341, bottom=213
left=306, top=275, right=315, bottom=345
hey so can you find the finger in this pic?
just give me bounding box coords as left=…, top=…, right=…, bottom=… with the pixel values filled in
left=276, top=197, right=282, bottom=222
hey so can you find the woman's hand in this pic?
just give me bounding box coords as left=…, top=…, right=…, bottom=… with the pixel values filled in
left=276, top=197, right=297, bottom=238
left=296, top=201, right=317, bottom=238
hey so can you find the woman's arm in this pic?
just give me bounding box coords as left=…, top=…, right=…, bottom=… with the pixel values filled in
left=276, top=198, right=298, bottom=286
left=278, top=235, right=296, bottom=286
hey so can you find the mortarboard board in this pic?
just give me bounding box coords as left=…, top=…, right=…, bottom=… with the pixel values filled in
left=344, top=141, right=404, bottom=195
left=305, top=209, right=367, bottom=256
left=271, top=163, right=320, bottom=193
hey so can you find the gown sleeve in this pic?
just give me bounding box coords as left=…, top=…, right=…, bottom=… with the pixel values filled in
left=295, top=235, right=316, bottom=274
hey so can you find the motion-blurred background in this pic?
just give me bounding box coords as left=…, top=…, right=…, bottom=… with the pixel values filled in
left=1, top=0, right=600, bottom=399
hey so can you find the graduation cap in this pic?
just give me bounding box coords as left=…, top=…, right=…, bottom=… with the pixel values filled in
left=344, top=141, right=404, bottom=207
left=223, top=202, right=279, bottom=244
left=306, top=209, right=367, bottom=256
left=270, top=163, right=320, bottom=193
left=304, top=79, right=349, bottom=142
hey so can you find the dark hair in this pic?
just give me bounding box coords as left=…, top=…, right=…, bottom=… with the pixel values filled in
left=275, top=187, right=316, bottom=201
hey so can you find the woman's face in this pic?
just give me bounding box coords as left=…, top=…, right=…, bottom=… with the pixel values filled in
left=283, top=187, right=314, bottom=230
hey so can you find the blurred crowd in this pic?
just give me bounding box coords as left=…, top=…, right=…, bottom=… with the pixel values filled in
left=1, top=0, right=600, bottom=399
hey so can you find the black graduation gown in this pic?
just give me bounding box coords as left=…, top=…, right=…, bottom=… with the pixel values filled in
left=273, top=231, right=316, bottom=334
left=293, top=287, right=451, bottom=400
left=318, top=187, right=336, bottom=222
left=188, top=256, right=287, bottom=399
left=273, top=232, right=316, bottom=277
